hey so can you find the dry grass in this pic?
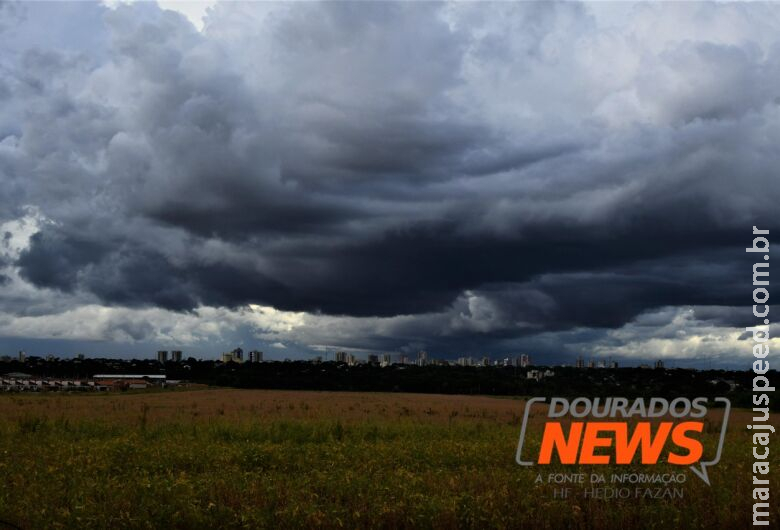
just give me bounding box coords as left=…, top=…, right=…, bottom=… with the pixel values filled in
left=0, top=388, right=532, bottom=425
left=0, top=389, right=776, bottom=529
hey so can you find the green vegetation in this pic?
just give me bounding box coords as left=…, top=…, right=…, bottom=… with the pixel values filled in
left=0, top=390, right=776, bottom=529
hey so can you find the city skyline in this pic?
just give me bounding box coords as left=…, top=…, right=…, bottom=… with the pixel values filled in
left=0, top=347, right=719, bottom=372
left=0, top=344, right=740, bottom=371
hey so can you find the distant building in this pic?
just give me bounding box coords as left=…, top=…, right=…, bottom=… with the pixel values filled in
left=609, top=360, right=619, bottom=369
left=527, top=369, right=555, bottom=381
left=399, top=355, right=409, bottom=365
left=655, top=360, right=665, bottom=369
left=94, top=374, right=166, bottom=379
left=502, top=357, right=512, bottom=367
left=76, top=353, right=85, bottom=361
left=335, top=351, right=347, bottom=363
left=381, top=354, right=391, bottom=367
left=456, top=357, right=473, bottom=367
left=481, top=357, right=490, bottom=367
left=367, top=354, right=379, bottom=365
left=249, top=350, right=263, bottom=363
left=5, top=372, right=31, bottom=379
left=232, top=348, right=243, bottom=362
left=517, top=354, right=530, bottom=368
left=417, top=351, right=428, bottom=367
left=575, top=356, right=585, bottom=369
left=171, top=350, right=183, bottom=363
left=221, top=351, right=243, bottom=363
left=157, top=351, right=168, bottom=363
left=347, top=353, right=357, bottom=366
left=709, top=378, right=737, bottom=391
left=597, top=360, right=606, bottom=369
left=93, top=375, right=166, bottom=389
left=18, top=351, right=25, bottom=362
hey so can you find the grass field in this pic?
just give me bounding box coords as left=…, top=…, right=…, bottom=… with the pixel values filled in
left=0, top=388, right=777, bottom=529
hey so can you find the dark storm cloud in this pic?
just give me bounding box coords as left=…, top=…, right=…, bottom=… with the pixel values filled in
left=3, top=1, right=780, bottom=353
left=18, top=230, right=108, bottom=292
left=694, top=306, right=766, bottom=329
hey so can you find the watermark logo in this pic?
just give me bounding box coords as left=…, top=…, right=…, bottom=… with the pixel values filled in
left=747, top=225, right=771, bottom=526
left=515, top=397, right=730, bottom=486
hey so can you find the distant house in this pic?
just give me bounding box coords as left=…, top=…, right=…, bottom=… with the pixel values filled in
left=709, top=378, right=737, bottom=391
left=527, top=369, right=555, bottom=381
left=93, top=374, right=166, bottom=381
left=4, top=372, right=32, bottom=379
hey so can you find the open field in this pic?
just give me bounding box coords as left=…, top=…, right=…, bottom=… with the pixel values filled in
left=0, top=389, right=777, bottom=529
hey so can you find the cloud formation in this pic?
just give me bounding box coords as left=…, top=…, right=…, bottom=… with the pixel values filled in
left=0, top=1, right=778, bottom=362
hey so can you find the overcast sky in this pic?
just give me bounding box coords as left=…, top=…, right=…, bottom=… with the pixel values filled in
left=0, top=1, right=778, bottom=365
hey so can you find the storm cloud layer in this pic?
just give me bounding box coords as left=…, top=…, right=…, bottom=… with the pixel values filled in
left=1, top=1, right=779, bottom=362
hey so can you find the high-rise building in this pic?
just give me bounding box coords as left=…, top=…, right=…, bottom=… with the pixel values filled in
left=18, top=351, right=25, bottom=362
left=381, top=354, right=391, bottom=367
left=249, top=350, right=263, bottom=363
left=587, top=359, right=595, bottom=369
left=399, top=355, right=409, bottom=365
left=367, top=354, right=379, bottom=365
left=609, top=360, right=619, bottom=369
left=655, top=360, right=665, bottom=369
left=517, top=354, right=530, bottom=368
left=232, top=348, right=243, bottom=362
left=221, top=351, right=244, bottom=363
left=347, top=353, right=357, bottom=366
left=335, top=351, right=347, bottom=363
left=157, top=350, right=168, bottom=363
left=575, top=356, right=585, bottom=369
left=171, top=350, right=183, bottom=362
left=417, top=351, right=428, bottom=366
left=481, top=356, right=490, bottom=367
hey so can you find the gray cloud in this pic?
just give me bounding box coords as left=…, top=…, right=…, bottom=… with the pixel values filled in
left=1, top=1, right=779, bottom=359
